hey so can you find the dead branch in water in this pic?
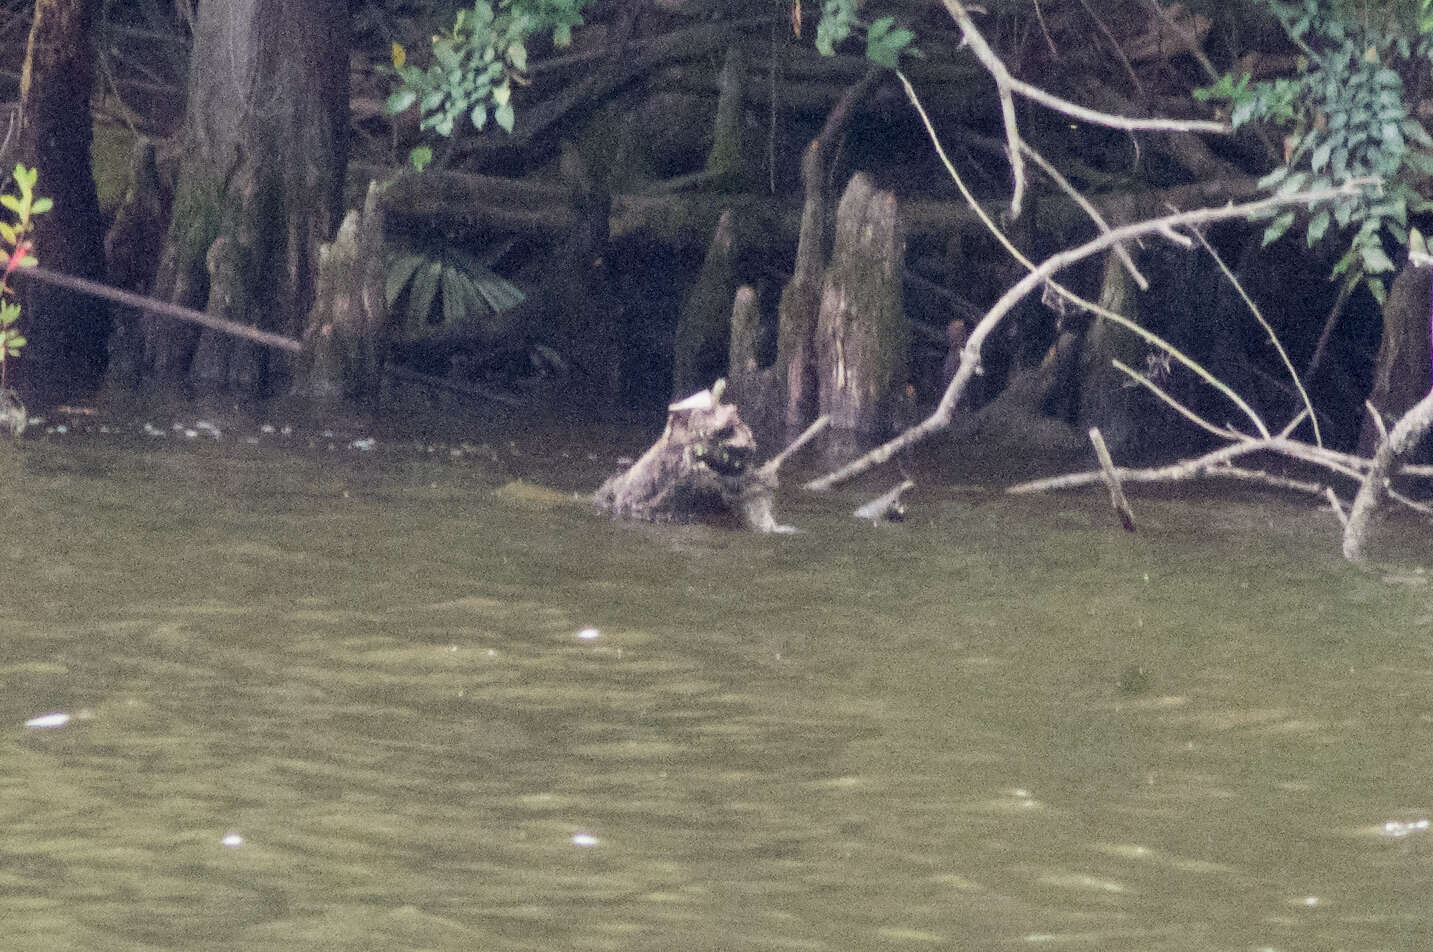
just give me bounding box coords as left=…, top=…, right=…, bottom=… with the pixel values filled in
left=1089, top=428, right=1136, bottom=532
left=803, top=180, right=1364, bottom=492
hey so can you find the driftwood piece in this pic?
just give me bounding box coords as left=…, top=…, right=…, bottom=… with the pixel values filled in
left=595, top=381, right=797, bottom=532
left=854, top=479, right=914, bottom=523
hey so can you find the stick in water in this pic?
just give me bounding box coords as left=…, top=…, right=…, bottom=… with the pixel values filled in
left=1089, top=427, right=1136, bottom=532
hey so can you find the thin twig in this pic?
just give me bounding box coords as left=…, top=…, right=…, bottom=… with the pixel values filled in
left=1364, top=399, right=1389, bottom=446
left=761, top=414, right=830, bottom=476
left=1304, top=270, right=1355, bottom=382
left=1325, top=487, right=1349, bottom=528
left=1077, top=0, right=1143, bottom=96
left=1189, top=226, right=1320, bottom=446
left=1022, top=144, right=1147, bottom=290
left=941, top=0, right=1028, bottom=215
left=1278, top=408, right=1310, bottom=439
left=1032, top=0, right=1060, bottom=60
left=1112, top=358, right=1246, bottom=441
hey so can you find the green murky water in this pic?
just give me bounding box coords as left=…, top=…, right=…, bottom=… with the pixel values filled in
left=3, top=416, right=1432, bottom=951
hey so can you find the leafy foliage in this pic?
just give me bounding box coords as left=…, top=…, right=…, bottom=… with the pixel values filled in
left=390, top=0, right=917, bottom=168
left=385, top=240, right=526, bottom=345
left=385, top=0, right=586, bottom=167
left=814, top=0, right=917, bottom=65
left=1195, top=0, right=1433, bottom=301
left=0, top=164, right=47, bottom=396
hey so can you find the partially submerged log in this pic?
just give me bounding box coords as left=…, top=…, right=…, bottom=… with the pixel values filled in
left=596, top=381, right=819, bottom=532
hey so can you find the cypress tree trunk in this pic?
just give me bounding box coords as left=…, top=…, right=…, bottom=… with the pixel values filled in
left=15, top=0, right=108, bottom=405
left=134, top=0, right=349, bottom=399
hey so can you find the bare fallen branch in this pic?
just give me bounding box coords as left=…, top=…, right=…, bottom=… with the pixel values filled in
left=804, top=182, right=1365, bottom=491
left=1022, top=144, right=1147, bottom=290
left=1343, top=387, right=1433, bottom=561
left=759, top=414, right=830, bottom=477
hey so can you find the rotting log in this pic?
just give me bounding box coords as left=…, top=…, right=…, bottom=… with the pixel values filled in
left=351, top=161, right=1259, bottom=254
left=815, top=173, right=909, bottom=445
left=595, top=381, right=792, bottom=532
left=596, top=382, right=829, bottom=532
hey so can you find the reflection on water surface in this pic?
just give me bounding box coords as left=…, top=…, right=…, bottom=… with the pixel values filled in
left=2, top=420, right=1431, bottom=951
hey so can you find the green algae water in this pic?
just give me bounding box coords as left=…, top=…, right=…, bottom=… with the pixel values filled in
left=2, top=417, right=1431, bottom=951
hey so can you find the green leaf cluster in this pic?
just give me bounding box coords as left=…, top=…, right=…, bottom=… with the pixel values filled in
left=816, top=0, right=918, bottom=66
left=1196, top=0, right=1433, bottom=302
left=0, top=164, right=46, bottom=390
left=385, top=0, right=586, bottom=167
left=865, top=15, right=917, bottom=69
left=816, top=0, right=858, bottom=56
left=386, top=241, right=526, bottom=345
left=392, top=0, right=918, bottom=170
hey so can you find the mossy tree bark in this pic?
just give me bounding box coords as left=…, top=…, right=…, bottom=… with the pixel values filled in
left=134, top=0, right=349, bottom=399
left=776, top=141, right=826, bottom=431
left=15, top=0, right=108, bottom=404
left=305, top=182, right=387, bottom=411
left=814, top=173, right=909, bottom=445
